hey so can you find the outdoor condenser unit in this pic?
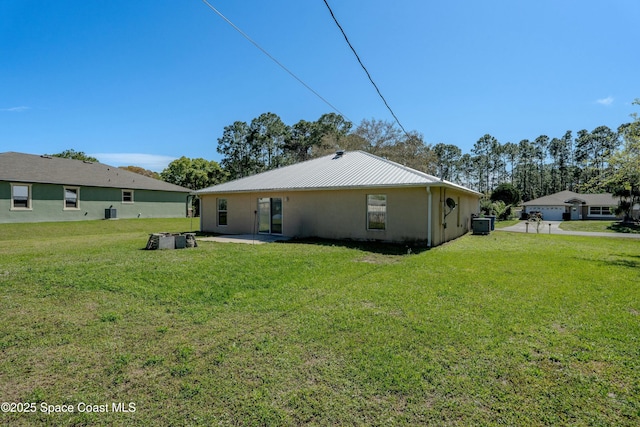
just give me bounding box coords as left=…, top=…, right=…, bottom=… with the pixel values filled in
left=472, top=218, right=491, bottom=235
left=105, top=208, right=117, bottom=219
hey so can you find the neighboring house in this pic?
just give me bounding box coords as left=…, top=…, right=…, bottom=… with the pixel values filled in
left=0, top=152, right=191, bottom=223
left=195, top=150, right=482, bottom=246
left=522, top=190, right=619, bottom=221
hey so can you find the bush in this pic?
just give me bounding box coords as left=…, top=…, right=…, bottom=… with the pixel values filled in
left=491, top=183, right=521, bottom=206
left=480, top=199, right=513, bottom=220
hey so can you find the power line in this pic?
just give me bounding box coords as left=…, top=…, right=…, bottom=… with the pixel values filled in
left=321, top=0, right=410, bottom=136
left=200, top=0, right=350, bottom=121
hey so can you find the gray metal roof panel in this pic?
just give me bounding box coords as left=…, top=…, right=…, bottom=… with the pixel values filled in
left=196, top=151, right=480, bottom=195
left=0, top=152, right=191, bottom=193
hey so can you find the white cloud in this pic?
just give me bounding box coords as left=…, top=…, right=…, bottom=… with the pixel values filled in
left=90, top=153, right=177, bottom=172
left=596, top=96, right=614, bottom=106
left=0, top=106, right=29, bottom=112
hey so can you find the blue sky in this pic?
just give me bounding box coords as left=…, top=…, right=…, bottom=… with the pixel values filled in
left=2, top=0, right=638, bottom=171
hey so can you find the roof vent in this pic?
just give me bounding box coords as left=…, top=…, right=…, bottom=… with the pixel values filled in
left=333, top=150, right=345, bottom=159
left=40, top=155, right=53, bottom=159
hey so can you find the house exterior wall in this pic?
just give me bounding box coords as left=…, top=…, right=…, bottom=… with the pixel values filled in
left=430, top=186, right=476, bottom=246
left=582, top=205, right=617, bottom=220
left=200, top=186, right=479, bottom=245
left=524, top=204, right=620, bottom=221
left=0, top=181, right=188, bottom=223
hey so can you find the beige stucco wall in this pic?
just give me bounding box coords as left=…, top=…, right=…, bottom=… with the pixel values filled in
left=429, top=186, right=477, bottom=246
left=200, top=186, right=479, bottom=246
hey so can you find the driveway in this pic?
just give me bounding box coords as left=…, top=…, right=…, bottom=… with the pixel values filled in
left=498, top=221, right=640, bottom=239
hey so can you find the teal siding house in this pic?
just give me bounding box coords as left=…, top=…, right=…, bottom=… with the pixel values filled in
left=0, top=152, right=191, bottom=223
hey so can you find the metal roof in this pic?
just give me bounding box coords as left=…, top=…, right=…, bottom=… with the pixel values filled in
left=196, top=150, right=480, bottom=195
left=0, top=151, right=191, bottom=193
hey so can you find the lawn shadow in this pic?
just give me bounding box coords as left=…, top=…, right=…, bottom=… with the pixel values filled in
left=580, top=253, right=640, bottom=270
left=607, top=222, right=640, bottom=234
left=610, top=253, right=640, bottom=269
left=281, top=237, right=430, bottom=256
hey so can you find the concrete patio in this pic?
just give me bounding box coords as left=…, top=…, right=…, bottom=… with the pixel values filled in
left=197, top=234, right=292, bottom=245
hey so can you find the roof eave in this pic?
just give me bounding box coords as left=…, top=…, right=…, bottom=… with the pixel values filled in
left=196, top=181, right=482, bottom=196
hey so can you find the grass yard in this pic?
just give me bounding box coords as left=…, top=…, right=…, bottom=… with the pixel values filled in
left=560, top=220, right=640, bottom=234
left=494, top=219, right=519, bottom=229
left=1, top=219, right=639, bottom=426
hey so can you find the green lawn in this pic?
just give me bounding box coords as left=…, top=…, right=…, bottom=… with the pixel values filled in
left=560, top=220, right=640, bottom=234
left=494, top=219, right=519, bottom=229
left=1, top=219, right=639, bottom=426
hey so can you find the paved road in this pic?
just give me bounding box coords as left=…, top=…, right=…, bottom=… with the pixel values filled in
left=498, top=221, right=640, bottom=239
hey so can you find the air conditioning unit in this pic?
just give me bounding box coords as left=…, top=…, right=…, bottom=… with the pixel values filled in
left=105, top=208, right=117, bottom=219
left=472, top=218, right=491, bottom=235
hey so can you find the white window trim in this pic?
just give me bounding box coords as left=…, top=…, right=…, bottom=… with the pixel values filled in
left=10, top=183, right=32, bottom=211
left=63, top=186, right=80, bottom=210
left=122, top=189, right=134, bottom=204
left=589, top=206, right=615, bottom=217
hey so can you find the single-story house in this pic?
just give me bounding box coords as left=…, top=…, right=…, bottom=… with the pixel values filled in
left=195, top=150, right=482, bottom=246
left=522, top=190, right=619, bottom=221
left=0, top=151, right=192, bottom=223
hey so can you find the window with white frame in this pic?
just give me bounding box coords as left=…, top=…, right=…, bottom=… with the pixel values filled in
left=589, top=206, right=613, bottom=216
left=11, top=183, right=32, bottom=210
left=217, top=198, right=228, bottom=226
left=122, top=190, right=134, bottom=203
left=367, top=194, right=387, bottom=230
left=64, top=186, right=80, bottom=209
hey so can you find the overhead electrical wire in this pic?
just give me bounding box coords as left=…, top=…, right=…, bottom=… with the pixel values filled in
left=321, top=0, right=410, bottom=137
left=200, top=0, right=350, bottom=121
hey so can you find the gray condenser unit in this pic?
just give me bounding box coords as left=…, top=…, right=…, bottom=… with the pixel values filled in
left=472, top=218, right=491, bottom=235
left=105, top=208, right=117, bottom=219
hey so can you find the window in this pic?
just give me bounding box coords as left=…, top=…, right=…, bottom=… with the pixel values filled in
left=11, top=183, right=32, bottom=210
left=217, top=198, right=228, bottom=226
left=367, top=194, right=387, bottom=230
left=64, top=187, right=80, bottom=209
left=122, top=190, right=134, bottom=203
left=590, top=206, right=613, bottom=216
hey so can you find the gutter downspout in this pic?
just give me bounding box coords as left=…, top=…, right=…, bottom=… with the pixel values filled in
left=426, top=186, right=432, bottom=248
left=199, top=196, right=203, bottom=232
left=186, top=194, right=194, bottom=218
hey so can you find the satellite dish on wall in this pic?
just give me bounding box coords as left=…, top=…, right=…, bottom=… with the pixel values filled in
left=446, top=197, right=457, bottom=210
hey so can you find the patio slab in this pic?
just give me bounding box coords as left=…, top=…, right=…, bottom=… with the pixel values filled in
left=198, top=234, right=291, bottom=245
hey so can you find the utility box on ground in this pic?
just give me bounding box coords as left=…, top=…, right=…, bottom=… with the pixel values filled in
left=472, top=218, right=491, bottom=235
left=157, top=235, right=175, bottom=249
left=146, top=233, right=198, bottom=250
left=105, top=208, right=117, bottom=219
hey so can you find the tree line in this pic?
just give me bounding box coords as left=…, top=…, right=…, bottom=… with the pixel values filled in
left=50, top=99, right=639, bottom=219
left=168, top=105, right=638, bottom=202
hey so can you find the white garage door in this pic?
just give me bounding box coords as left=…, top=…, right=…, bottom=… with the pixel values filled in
left=532, top=206, right=564, bottom=221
